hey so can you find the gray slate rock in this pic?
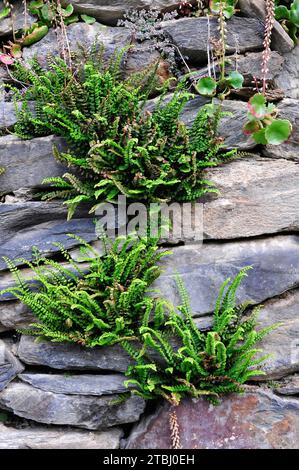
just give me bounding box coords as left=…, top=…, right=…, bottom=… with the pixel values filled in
left=0, top=302, right=34, bottom=333
left=0, top=422, right=123, bottom=449
left=203, top=156, right=299, bottom=239
left=0, top=380, right=145, bottom=430
left=253, top=289, right=299, bottom=380
left=126, top=386, right=299, bottom=449
left=275, top=375, right=299, bottom=396
left=238, top=0, right=294, bottom=53
left=23, top=22, right=130, bottom=66
left=0, top=201, right=96, bottom=273
left=274, top=45, right=299, bottom=99
left=19, top=372, right=130, bottom=396
left=162, top=16, right=264, bottom=64
left=263, top=99, right=299, bottom=162
left=17, top=335, right=133, bottom=372
left=0, top=339, right=24, bottom=391
left=0, top=1, right=35, bottom=37
left=0, top=135, right=66, bottom=194
left=61, top=1, right=181, bottom=25
left=153, top=235, right=299, bottom=316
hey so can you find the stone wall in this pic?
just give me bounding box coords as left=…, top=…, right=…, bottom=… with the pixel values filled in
left=0, top=0, right=298, bottom=449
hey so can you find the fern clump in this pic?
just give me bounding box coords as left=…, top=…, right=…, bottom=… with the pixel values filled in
left=11, top=52, right=236, bottom=218
left=123, top=267, right=279, bottom=405
left=0, top=234, right=171, bottom=347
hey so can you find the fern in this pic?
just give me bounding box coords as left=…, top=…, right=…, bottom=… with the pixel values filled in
left=123, top=268, right=279, bottom=405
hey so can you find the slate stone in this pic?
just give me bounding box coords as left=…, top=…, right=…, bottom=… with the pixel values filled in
left=203, top=156, right=299, bottom=239
left=274, top=45, right=299, bottom=99
left=238, top=0, right=294, bottom=53
left=0, top=301, right=34, bottom=333
left=162, top=16, right=264, bottom=65
left=0, top=339, right=24, bottom=391
left=0, top=422, right=123, bottom=449
left=0, top=380, right=145, bottom=430
left=275, top=375, right=299, bottom=396
left=0, top=1, right=35, bottom=37
left=19, top=372, right=130, bottom=396
left=153, top=235, right=299, bottom=316
left=61, top=1, right=182, bottom=25
left=23, top=22, right=130, bottom=67
left=126, top=386, right=299, bottom=449
left=17, top=335, right=133, bottom=372
left=0, top=201, right=96, bottom=273
left=263, top=99, right=299, bottom=162
left=252, top=289, right=299, bottom=380
left=0, top=135, right=66, bottom=194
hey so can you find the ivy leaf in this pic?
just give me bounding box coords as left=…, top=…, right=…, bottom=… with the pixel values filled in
left=248, top=93, right=267, bottom=119
left=253, top=128, right=267, bottom=145
left=81, top=14, right=96, bottom=25
left=197, top=76, right=217, bottom=96
left=227, top=71, right=244, bottom=89
left=265, top=119, right=292, bottom=145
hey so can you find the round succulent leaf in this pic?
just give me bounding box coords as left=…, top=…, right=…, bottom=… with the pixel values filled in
left=290, top=0, right=299, bottom=27
left=248, top=93, right=267, bottom=119
left=0, top=54, right=14, bottom=65
left=197, top=76, right=217, bottom=96
left=275, top=5, right=290, bottom=21
left=62, top=4, right=74, bottom=18
left=264, top=119, right=292, bottom=145
left=0, top=6, right=10, bottom=20
left=227, top=71, right=244, bottom=89
left=81, top=14, right=96, bottom=25
left=252, top=128, right=267, bottom=145
left=243, top=120, right=260, bottom=136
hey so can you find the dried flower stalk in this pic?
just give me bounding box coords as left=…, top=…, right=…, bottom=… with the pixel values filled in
left=169, top=409, right=182, bottom=450
left=262, top=0, right=275, bottom=94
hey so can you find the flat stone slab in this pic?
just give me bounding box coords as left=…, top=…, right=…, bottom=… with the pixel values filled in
left=0, top=380, right=145, bottom=430
left=0, top=135, right=66, bottom=194
left=126, top=386, right=299, bottom=449
left=263, top=99, right=299, bottom=162
left=162, top=16, right=264, bottom=64
left=61, top=1, right=181, bottom=25
left=253, top=289, right=299, bottom=380
left=23, top=22, right=130, bottom=66
left=0, top=201, right=96, bottom=273
left=275, top=375, right=299, bottom=396
left=203, top=156, right=299, bottom=239
left=17, top=335, right=133, bottom=372
left=274, top=45, right=299, bottom=100
left=19, top=372, right=130, bottom=396
left=153, top=235, right=299, bottom=316
left=0, top=340, right=24, bottom=392
left=0, top=301, right=34, bottom=333
left=0, top=422, right=123, bottom=449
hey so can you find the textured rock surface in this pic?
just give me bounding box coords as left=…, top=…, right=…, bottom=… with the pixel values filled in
left=0, top=422, right=123, bottom=449
left=162, top=17, right=264, bottom=64
left=126, top=386, right=299, bottom=449
left=0, top=201, right=96, bottom=272
left=275, top=45, right=299, bottom=99
left=0, top=1, right=34, bottom=37
left=253, top=290, right=299, bottom=380
left=23, top=22, right=130, bottom=66
left=17, top=335, right=133, bottom=372
left=263, top=99, right=299, bottom=162
left=19, top=372, right=130, bottom=396
left=61, top=1, right=182, bottom=25
left=154, top=235, right=299, bottom=316
left=0, top=380, right=145, bottom=429
left=275, top=375, right=299, bottom=396
left=0, top=340, right=24, bottom=391
left=0, top=302, right=34, bottom=333
left=238, top=0, right=294, bottom=53
left=203, top=156, right=299, bottom=239
left=0, top=135, right=66, bottom=194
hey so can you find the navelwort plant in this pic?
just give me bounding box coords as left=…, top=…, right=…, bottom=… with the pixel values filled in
left=0, top=234, right=172, bottom=347
left=123, top=267, right=278, bottom=405
left=275, top=0, right=299, bottom=43
left=11, top=49, right=236, bottom=219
